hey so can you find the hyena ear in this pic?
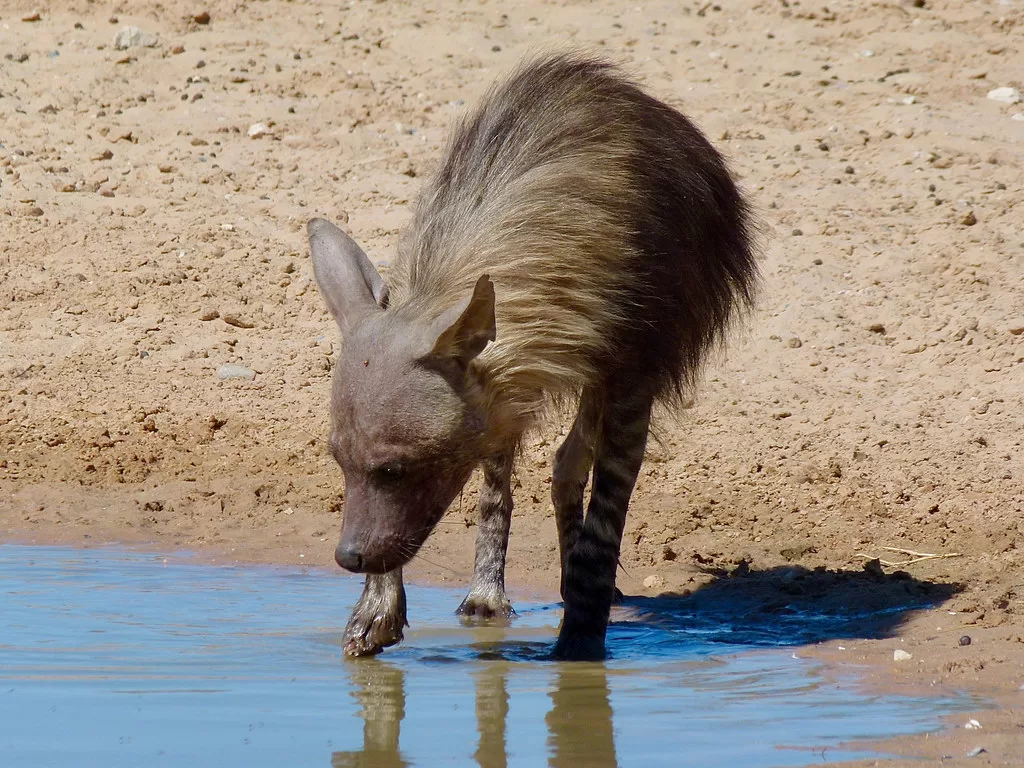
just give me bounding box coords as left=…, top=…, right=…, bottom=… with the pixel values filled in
left=428, top=274, right=496, bottom=369
left=308, top=217, right=390, bottom=332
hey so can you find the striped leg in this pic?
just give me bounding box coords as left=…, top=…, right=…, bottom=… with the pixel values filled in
left=553, top=386, right=653, bottom=661
left=551, top=391, right=600, bottom=599
left=343, top=569, right=408, bottom=657
left=457, top=447, right=516, bottom=618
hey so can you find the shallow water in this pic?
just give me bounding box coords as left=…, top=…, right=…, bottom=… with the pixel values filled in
left=0, top=546, right=975, bottom=767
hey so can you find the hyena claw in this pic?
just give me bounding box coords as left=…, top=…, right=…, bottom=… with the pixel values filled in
left=455, top=592, right=515, bottom=620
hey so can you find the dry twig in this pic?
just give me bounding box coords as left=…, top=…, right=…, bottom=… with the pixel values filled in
left=855, top=547, right=962, bottom=568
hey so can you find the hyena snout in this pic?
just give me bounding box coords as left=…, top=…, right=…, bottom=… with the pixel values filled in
left=333, top=539, right=364, bottom=572
left=333, top=495, right=440, bottom=575
left=334, top=520, right=407, bottom=575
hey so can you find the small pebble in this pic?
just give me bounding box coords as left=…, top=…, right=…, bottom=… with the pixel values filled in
left=199, top=309, right=219, bottom=321
left=812, top=258, right=823, bottom=265
left=171, top=45, right=185, bottom=55
left=217, top=364, right=255, bottom=381
left=247, top=122, right=270, bottom=139
left=98, top=185, right=115, bottom=198
left=25, top=206, right=44, bottom=217
left=867, top=323, right=886, bottom=334
left=786, top=337, right=802, bottom=348
left=114, top=26, right=159, bottom=50
left=791, top=228, right=803, bottom=236
left=22, top=12, right=42, bottom=22
left=643, top=575, right=664, bottom=590
left=959, top=635, right=972, bottom=646
left=158, top=164, right=175, bottom=173
left=961, top=211, right=977, bottom=226
left=893, top=649, right=913, bottom=661
left=965, top=719, right=982, bottom=730
left=193, top=11, right=211, bottom=25
left=987, top=86, right=1022, bottom=104
left=221, top=313, right=254, bottom=329
left=966, top=747, right=987, bottom=758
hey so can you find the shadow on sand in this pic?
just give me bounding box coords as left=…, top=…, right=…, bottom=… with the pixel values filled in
left=330, top=564, right=961, bottom=768
left=618, top=561, right=962, bottom=647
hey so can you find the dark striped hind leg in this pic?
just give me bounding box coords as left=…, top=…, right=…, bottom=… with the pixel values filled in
left=553, top=384, right=653, bottom=661
left=551, top=390, right=600, bottom=600
left=457, top=446, right=516, bottom=619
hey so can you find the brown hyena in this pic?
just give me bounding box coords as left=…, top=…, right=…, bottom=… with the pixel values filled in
left=307, top=53, right=758, bottom=660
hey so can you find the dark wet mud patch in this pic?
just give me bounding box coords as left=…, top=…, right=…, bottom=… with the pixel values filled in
left=1, top=546, right=979, bottom=767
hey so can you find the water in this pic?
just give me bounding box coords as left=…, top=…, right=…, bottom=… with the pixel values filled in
left=0, top=546, right=976, bottom=767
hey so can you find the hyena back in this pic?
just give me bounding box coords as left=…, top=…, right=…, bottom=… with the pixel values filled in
left=308, top=53, right=757, bottom=660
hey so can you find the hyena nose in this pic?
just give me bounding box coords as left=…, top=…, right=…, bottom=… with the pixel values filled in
left=334, top=542, right=364, bottom=572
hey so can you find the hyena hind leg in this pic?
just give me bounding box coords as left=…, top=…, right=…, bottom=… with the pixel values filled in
left=554, top=385, right=654, bottom=661
left=457, top=447, right=516, bottom=619
left=343, top=569, right=408, bottom=657
left=551, top=390, right=600, bottom=599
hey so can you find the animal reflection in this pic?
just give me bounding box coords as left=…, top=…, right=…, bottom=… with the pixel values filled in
left=330, top=656, right=618, bottom=767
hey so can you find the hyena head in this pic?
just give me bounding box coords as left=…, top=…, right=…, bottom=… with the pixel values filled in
left=308, top=218, right=496, bottom=575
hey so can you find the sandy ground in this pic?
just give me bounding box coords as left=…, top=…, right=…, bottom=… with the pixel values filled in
left=2, top=0, right=1022, bottom=763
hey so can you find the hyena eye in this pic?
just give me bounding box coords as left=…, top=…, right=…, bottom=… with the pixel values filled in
left=371, top=462, right=406, bottom=485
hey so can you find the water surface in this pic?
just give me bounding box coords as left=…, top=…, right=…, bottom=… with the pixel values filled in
left=0, top=546, right=975, bottom=767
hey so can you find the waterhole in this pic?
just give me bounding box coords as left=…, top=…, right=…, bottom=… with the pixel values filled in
left=1, top=546, right=975, bottom=766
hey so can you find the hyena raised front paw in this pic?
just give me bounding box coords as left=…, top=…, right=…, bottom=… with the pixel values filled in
left=456, top=588, right=514, bottom=620
left=342, top=572, right=408, bottom=657
left=343, top=607, right=406, bottom=657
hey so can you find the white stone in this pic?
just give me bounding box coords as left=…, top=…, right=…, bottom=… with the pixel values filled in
left=987, top=87, right=1022, bottom=105
left=893, top=649, right=913, bottom=661
left=642, top=575, right=664, bottom=590
left=114, top=27, right=159, bottom=50
left=247, top=122, right=271, bottom=139
left=217, top=364, right=255, bottom=381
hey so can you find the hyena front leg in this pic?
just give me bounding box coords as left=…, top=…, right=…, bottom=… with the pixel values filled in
left=457, top=447, right=516, bottom=618
left=551, top=391, right=599, bottom=599
left=343, top=569, right=408, bottom=657
left=554, top=385, right=653, bottom=661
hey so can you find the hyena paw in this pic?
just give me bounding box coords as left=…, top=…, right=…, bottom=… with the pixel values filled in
left=343, top=608, right=406, bottom=657
left=455, top=590, right=514, bottom=620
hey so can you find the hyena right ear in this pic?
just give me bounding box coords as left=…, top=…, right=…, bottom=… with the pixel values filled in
left=308, top=217, right=390, bottom=332
left=427, top=274, right=496, bottom=370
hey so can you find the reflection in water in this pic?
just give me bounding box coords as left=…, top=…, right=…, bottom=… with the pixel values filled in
left=331, top=656, right=618, bottom=768
left=331, top=661, right=410, bottom=768
left=547, top=666, right=618, bottom=768
left=474, top=662, right=511, bottom=768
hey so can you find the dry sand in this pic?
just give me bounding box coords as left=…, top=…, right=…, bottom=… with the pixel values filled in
left=2, top=0, right=1022, bottom=764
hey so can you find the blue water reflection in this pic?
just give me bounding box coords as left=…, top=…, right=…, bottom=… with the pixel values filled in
left=0, top=546, right=976, bottom=767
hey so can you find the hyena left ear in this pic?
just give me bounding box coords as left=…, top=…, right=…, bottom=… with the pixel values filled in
left=308, top=217, right=390, bottom=334
left=428, top=274, right=496, bottom=369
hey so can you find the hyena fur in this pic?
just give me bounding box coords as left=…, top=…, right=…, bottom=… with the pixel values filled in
left=308, top=53, right=758, bottom=661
